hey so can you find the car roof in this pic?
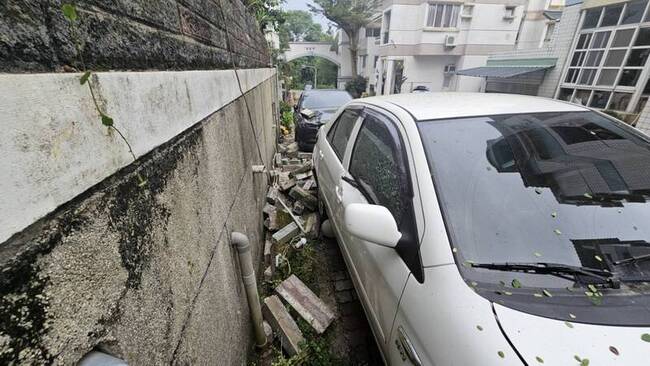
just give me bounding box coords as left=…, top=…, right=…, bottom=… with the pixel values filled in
left=303, top=89, right=349, bottom=94
left=360, top=92, right=588, bottom=121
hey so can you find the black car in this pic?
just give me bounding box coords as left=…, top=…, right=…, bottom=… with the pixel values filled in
left=294, top=89, right=353, bottom=151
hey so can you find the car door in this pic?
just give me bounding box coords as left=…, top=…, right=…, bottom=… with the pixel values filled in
left=338, top=108, right=421, bottom=353
left=315, top=106, right=363, bottom=219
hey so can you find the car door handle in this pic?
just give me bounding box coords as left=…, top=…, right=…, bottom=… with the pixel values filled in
left=335, top=185, right=343, bottom=203
left=396, top=326, right=422, bottom=366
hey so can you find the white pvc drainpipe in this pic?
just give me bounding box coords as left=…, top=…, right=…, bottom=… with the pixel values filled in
left=231, top=231, right=267, bottom=348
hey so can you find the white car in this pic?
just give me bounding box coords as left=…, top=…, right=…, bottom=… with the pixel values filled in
left=313, top=93, right=650, bottom=365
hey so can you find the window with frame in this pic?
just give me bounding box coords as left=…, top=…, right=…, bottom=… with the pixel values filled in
left=349, top=113, right=409, bottom=225
left=544, top=22, right=556, bottom=42
left=426, top=3, right=460, bottom=28
left=382, top=11, right=391, bottom=44
left=327, top=109, right=360, bottom=159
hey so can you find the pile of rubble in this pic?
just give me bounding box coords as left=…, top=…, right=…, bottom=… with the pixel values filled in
left=259, top=138, right=337, bottom=357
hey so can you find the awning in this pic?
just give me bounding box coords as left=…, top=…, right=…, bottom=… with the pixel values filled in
left=543, top=10, right=562, bottom=21
left=456, top=66, right=553, bottom=78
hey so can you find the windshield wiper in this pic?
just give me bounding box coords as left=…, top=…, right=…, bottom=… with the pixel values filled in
left=612, top=253, right=650, bottom=266
left=470, top=262, right=620, bottom=288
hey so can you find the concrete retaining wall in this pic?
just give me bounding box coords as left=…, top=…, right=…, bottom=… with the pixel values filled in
left=0, top=0, right=269, bottom=72
left=0, top=69, right=278, bottom=365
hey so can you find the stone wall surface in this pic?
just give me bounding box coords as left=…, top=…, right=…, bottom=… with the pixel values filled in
left=0, top=0, right=270, bottom=72
left=0, top=73, right=277, bottom=364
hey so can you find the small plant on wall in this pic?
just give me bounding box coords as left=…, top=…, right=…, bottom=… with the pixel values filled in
left=61, top=3, right=147, bottom=187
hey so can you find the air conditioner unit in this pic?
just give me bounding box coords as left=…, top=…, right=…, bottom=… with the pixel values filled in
left=444, top=64, right=456, bottom=74
left=444, top=35, right=457, bottom=48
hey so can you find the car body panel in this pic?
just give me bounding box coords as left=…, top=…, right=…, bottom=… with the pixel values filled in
left=392, top=265, right=520, bottom=366
left=494, top=303, right=650, bottom=365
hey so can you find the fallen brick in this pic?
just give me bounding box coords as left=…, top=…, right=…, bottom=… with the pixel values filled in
left=289, top=186, right=318, bottom=211
left=297, top=152, right=312, bottom=160
left=272, top=222, right=300, bottom=245
left=264, top=265, right=273, bottom=281
left=293, top=171, right=313, bottom=181
left=275, top=274, right=336, bottom=334
left=266, top=186, right=279, bottom=204
left=302, top=213, right=319, bottom=239
left=278, top=172, right=296, bottom=191
left=289, top=161, right=312, bottom=177
left=302, top=179, right=315, bottom=191
left=264, top=210, right=279, bottom=231
left=262, top=203, right=276, bottom=216
left=264, top=239, right=273, bottom=266
left=292, top=201, right=305, bottom=215
left=263, top=295, right=304, bottom=356
left=263, top=320, right=274, bottom=345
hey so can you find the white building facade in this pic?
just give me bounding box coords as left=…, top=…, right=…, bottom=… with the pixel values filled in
left=370, top=0, right=558, bottom=95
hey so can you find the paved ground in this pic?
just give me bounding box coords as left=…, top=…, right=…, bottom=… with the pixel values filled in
left=315, top=236, right=384, bottom=365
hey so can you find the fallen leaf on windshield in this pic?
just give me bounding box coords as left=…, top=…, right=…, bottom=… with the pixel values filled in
left=642, top=333, right=650, bottom=342
left=476, top=325, right=483, bottom=331
left=569, top=313, right=577, bottom=319
left=534, top=252, right=542, bottom=257
left=497, top=351, right=505, bottom=358
left=609, top=346, right=619, bottom=355
left=535, top=188, right=542, bottom=194
left=554, top=229, right=562, bottom=235
left=583, top=193, right=593, bottom=199
left=594, top=255, right=603, bottom=262
left=543, top=289, right=552, bottom=297
left=533, top=293, right=543, bottom=298
left=535, top=356, right=544, bottom=363
left=551, top=212, right=557, bottom=218
left=565, top=321, right=574, bottom=328
left=511, top=279, right=522, bottom=288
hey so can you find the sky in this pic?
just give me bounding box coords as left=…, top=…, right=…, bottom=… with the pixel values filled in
left=282, top=0, right=332, bottom=31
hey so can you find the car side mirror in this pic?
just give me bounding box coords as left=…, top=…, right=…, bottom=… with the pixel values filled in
left=344, top=203, right=401, bottom=248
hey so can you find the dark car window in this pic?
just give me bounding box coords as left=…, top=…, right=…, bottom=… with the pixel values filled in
left=327, top=108, right=360, bottom=160
left=349, top=113, right=408, bottom=225
left=418, top=111, right=650, bottom=324
left=301, top=91, right=352, bottom=110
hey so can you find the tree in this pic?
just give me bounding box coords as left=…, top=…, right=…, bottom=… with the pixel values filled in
left=309, top=0, right=381, bottom=77
left=279, top=10, right=332, bottom=42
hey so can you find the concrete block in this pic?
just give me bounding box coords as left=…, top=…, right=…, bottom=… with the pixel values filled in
left=272, top=222, right=300, bottom=245
left=264, top=265, right=273, bottom=281
left=302, top=179, right=315, bottom=191
left=264, top=210, right=278, bottom=231
left=264, top=239, right=273, bottom=266
left=292, top=201, right=305, bottom=215
left=266, top=186, right=279, bottom=204
left=285, top=142, right=299, bottom=158
left=302, top=213, right=319, bottom=239
left=263, top=320, right=274, bottom=345
left=262, top=295, right=304, bottom=356
left=262, top=203, right=276, bottom=216
left=278, top=172, right=296, bottom=191
left=275, top=275, right=336, bottom=334
left=288, top=186, right=318, bottom=211
left=289, top=161, right=312, bottom=177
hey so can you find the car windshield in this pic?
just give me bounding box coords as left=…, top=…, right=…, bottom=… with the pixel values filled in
left=301, top=91, right=352, bottom=110
left=418, top=111, right=650, bottom=287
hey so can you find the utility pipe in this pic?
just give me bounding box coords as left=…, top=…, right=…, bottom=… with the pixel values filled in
left=231, top=231, right=267, bottom=348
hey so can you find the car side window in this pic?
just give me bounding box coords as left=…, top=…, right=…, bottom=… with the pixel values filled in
left=349, top=112, right=410, bottom=225
left=327, top=108, right=359, bottom=160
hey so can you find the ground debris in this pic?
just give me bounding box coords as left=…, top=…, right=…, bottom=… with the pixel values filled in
left=262, top=295, right=305, bottom=356
left=276, top=274, right=336, bottom=334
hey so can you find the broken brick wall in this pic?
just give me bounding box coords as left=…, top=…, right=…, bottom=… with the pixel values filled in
left=1, top=0, right=270, bottom=72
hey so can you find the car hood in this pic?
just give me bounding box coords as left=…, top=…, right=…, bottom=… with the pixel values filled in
left=494, top=303, right=650, bottom=364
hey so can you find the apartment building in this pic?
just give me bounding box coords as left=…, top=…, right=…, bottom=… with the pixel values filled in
left=371, top=0, right=558, bottom=94
left=465, top=0, right=650, bottom=133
